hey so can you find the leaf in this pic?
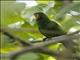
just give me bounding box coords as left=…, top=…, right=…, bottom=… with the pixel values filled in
left=61, top=14, right=80, bottom=32
left=17, top=52, right=40, bottom=60
left=22, top=4, right=47, bottom=19
left=1, top=33, right=20, bottom=53
left=55, top=2, right=80, bottom=21
left=21, top=21, right=44, bottom=40
left=1, top=1, right=25, bottom=26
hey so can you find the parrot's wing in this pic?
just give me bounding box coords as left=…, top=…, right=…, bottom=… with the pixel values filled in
left=47, top=21, right=59, bottom=29
left=47, top=21, right=66, bottom=35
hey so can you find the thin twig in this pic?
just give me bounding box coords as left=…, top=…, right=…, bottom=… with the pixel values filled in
left=0, top=28, right=32, bottom=46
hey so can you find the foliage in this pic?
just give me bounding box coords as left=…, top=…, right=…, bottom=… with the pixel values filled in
left=1, top=0, right=80, bottom=60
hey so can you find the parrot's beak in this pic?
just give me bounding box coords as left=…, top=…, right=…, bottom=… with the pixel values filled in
left=33, top=14, right=39, bottom=20
left=32, top=15, right=36, bottom=20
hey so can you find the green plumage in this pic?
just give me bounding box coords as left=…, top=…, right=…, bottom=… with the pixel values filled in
left=34, top=12, right=66, bottom=38
left=34, top=12, right=75, bottom=53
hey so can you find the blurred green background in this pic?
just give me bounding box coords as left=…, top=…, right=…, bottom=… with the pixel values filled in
left=1, top=0, right=80, bottom=60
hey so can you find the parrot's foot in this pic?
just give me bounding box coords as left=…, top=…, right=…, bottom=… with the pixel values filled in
left=43, top=37, right=51, bottom=41
left=43, top=38, right=48, bottom=41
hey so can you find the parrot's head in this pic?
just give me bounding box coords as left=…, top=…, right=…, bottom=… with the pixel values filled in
left=33, top=12, right=47, bottom=20
left=33, top=12, right=50, bottom=26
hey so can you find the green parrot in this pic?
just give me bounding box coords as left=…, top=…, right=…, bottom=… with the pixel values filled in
left=33, top=12, right=66, bottom=39
left=33, top=12, right=76, bottom=52
left=33, top=12, right=76, bottom=54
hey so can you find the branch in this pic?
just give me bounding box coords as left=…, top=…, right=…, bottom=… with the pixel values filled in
left=0, top=27, right=60, bottom=59
left=0, top=27, right=32, bottom=46
left=10, top=30, right=80, bottom=60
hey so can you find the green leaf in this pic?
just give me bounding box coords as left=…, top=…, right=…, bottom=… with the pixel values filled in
left=17, top=52, right=40, bottom=60
left=21, top=21, right=44, bottom=40
left=55, top=2, right=80, bottom=21
left=61, top=15, right=80, bottom=32
left=22, top=4, right=47, bottom=19
left=1, top=33, right=20, bottom=53
left=1, top=1, right=25, bottom=26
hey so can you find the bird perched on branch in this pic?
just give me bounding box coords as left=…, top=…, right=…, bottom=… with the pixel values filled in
left=33, top=12, right=66, bottom=40
left=33, top=12, right=76, bottom=53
